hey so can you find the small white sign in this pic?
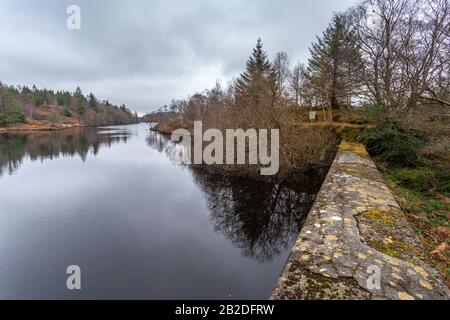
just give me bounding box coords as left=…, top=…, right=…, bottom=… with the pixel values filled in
left=309, top=111, right=316, bottom=121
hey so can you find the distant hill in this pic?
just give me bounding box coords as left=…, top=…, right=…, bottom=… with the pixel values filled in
left=0, top=83, right=139, bottom=129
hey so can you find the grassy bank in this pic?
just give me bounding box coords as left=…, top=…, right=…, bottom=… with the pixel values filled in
left=0, top=116, right=83, bottom=132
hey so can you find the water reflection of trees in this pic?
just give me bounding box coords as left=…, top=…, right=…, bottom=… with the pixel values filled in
left=146, top=131, right=320, bottom=262
left=146, top=131, right=191, bottom=166
left=0, top=127, right=130, bottom=177
left=146, top=131, right=169, bottom=154
left=191, top=169, right=316, bottom=262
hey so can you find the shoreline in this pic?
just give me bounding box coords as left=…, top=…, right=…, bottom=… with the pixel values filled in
left=0, top=122, right=84, bottom=133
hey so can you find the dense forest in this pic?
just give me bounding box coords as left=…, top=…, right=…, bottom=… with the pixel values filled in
left=0, top=83, right=139, bottom=128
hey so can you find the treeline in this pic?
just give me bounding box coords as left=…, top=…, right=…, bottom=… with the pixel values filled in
left=160, top=0, right=449, bottom=125
left=148, top=0, right=449, bottom=177
left=0, top=83, right=139, bottom=126
left=141, top=111, right=181, bottom=124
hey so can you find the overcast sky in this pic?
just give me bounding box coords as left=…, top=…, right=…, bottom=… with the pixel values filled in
left=0, top=0, right=356, bottom=114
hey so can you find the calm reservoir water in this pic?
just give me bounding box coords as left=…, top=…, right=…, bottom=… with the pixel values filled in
left=0, top=124, right=320, bottom=299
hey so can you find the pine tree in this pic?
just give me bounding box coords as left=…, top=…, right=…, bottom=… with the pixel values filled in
left=236, top=39, right=271, bottom=91
left=235, top=38, right=275, bottom=108
left=0, top=89, right=25, bottom=125
left=88, top=93, right=98, bottom=112
left=306, top=14, right=362, bottom=110
left=56, top=91, right=66, bottom=106
left=21, top=86, right=31, bottom=95
left=63, top=91, right=72, bottom=106
left=31, top=85, right=47, bottom=107
left=74, top=87, right=86, bottom=115
left=120, top=104, right=130, bottom=113
left=76, top=98, right=85, bottom=115
left=74, top=86, right=83, bottom=98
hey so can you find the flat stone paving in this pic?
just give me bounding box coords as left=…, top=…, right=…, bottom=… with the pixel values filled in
left=271, top=142, right=450, bottom=300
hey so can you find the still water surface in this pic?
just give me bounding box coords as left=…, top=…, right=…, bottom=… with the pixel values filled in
left=0, top=124, right=319, bottom=299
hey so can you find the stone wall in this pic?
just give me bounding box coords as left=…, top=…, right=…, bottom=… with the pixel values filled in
left=271, top=142, right=450, bottom=300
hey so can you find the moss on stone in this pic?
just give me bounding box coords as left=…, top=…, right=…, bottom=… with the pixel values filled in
left=273, top=261, right=372, bottom=300
left=370, top=240, right=401, bottom=258
left=361, top=209, right=397, bottom=226
left=367, top=236, right=424, bottom=264
left=340, top=163, right=381, bottom=181
left=339, top=141, right=370, bottom=158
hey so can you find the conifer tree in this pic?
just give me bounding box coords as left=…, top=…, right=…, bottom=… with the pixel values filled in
left=74, top=86, right=83, bottom=98
left=235, top=38, right=275, bottom=109
left=88, top=93, right=98, bottom=112
left=0, top=89, right=25, bottom=125
left=31, top=85, right=47, bottom=106
left=76, top=98, right=85, bottom=115
left=306, top=14, right=362, bottom=110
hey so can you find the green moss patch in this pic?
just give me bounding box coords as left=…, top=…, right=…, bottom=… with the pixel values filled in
left=339, top=142, right=369, bottom=158
left=361, top=209, right=397, bottom=226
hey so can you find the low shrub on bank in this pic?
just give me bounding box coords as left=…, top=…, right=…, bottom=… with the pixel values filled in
left=359, top=124, right=425, bottom=168
left=391, top=168, right=437, bottom=192
left=435, top=171, right=450, bottom=194
left=63, top=106, right=72, bottom=117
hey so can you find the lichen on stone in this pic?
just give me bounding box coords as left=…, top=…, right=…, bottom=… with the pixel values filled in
left=271, top=143, right=450, bottom=300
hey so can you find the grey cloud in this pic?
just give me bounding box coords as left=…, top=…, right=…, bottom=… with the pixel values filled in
left=0, top=0, right=356, bottom=113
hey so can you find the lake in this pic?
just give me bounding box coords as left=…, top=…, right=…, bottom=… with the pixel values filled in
left=0, top=123, right=320, bottom=299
